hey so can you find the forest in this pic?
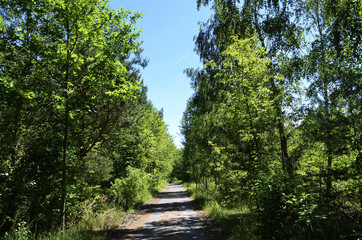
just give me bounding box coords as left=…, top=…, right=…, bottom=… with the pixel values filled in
left=0, top=0, right=179, bottom=239
left=0, top=0, right=361, bottom=239
left=175, top=0, right=361, bottom=239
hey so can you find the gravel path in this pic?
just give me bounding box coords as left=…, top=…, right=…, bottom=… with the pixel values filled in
left=108, top=183, right=219, bottom=240
left=131, top=183, right=206, bottom=239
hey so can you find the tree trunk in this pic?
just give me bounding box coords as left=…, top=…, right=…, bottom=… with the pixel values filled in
left=60, top=103, right=69, bottom=234
left=324, top=79, right=332, bottom=199
left=316, top=2, right=332, bottom=199
left=276, top=101, right=291, bottom=175
left=253, top=6, right=291, bottom=175
left=61, top=10, right=71, bottom=233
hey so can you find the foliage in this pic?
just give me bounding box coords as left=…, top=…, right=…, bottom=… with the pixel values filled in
left=111, top=167, right=151, bottom=210
left=178, top=0, right=362, bottom=239
left=184, top=182, right=256, bottom=239
left=3, top=222, right=31, bottom=240
left=3, top=206, right=126, bottom=240
left=0, top=0, right=178, bottom=238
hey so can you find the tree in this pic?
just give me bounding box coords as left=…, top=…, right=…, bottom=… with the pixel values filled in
left=177, top=0, right=361, bottom=238
left=194, top=0, right=305, bottom=175
left=0, top=0, right=143, bottom=232
left=303, top=0, right=361, bottom=200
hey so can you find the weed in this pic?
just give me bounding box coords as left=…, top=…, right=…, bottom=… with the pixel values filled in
left=183, top=182, right=257, bottom=239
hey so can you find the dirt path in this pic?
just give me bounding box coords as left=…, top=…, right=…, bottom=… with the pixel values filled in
left=107, top=183, right=224, bottom=240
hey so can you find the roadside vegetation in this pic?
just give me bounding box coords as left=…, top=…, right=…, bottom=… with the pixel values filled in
left=0, top=0, right=180, bottom=239
left=183, top=182, right=256, bottom=239
left=4, top=207, right=126, bottom=240
left=1, top=0, right=361, bottom=239
left=178, top=0, right=361, bottom=239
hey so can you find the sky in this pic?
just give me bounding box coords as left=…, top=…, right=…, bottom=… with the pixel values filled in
left=108, top=0, right=212, bottom=148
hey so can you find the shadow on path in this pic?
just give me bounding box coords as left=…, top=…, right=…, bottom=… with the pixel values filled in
left=115, top=216, right=204, bottom=240
left=107, top=183, right=224, bottom=240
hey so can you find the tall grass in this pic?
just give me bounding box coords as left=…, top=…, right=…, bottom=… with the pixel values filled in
left=4, top=179, right=170, bottom=240
left=183, top=182, right=257, bottom=239
left=3, top=207, right=128, bottom=240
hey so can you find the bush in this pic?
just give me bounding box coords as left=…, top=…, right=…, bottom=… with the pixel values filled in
left=110, top=166, right=151, bottom=210
left=251, top=173, right=356, bottom=239
left=252, top=173, right=300, bottom=239
left=4, top=222, right=30, bottom=240
left=148, top=173, right=167, bottom=194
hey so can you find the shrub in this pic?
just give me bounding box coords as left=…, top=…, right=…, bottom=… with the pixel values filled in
left=251, top=173, right=353, bottom=239
left=4, top=222, right=30, bottom=240
left=251, top=173, right=299, bottom=239
left=110, top=166, right=151, bottom=209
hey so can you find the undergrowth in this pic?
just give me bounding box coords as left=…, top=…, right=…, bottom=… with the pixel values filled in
left=3, top=207, right=128, bottom=240
left=183, top=182, right=257, bottom=239
left=4, top=180, right=169, bottom=240
left=184, top=180, right=362, bottom=240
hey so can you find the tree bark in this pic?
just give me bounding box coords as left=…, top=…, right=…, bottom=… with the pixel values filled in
left=252, top=5, right=292, bottom=175
left=61, top=7, right=71, bottom=233
left=61, top=103, right=69, bottom=234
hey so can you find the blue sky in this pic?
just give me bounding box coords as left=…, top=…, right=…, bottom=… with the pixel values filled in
left=108, top=0, right=211, bottom=148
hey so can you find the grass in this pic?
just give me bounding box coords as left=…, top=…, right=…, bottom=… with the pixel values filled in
left=183, top=182, right=257, bottom=240
left=4, top=181, right=171, bottom=240
left=3, top=207, right=131, bottom=240
left=39, top=207, right=128, bottom=240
